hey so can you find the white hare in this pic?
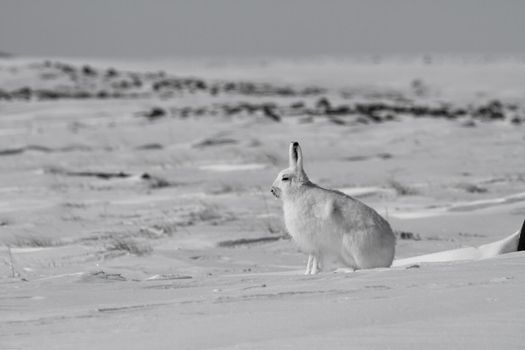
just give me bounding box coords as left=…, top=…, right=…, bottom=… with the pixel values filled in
left=271, top=142, right=396, bottom=274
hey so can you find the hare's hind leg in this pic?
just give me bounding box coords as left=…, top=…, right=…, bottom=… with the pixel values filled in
left=340, top=235, right=359, bottom=270
left=348, top=231, right=395, bottom=269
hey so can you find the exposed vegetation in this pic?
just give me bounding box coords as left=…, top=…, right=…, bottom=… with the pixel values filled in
left=2, top=234, right=58, bottom=248
left=388, top=180, right=419, bottom=196
left=106, top=238, right=152, bottom=256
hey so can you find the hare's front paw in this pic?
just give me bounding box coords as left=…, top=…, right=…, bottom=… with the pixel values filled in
left=304, top=254, right=322, bottom=275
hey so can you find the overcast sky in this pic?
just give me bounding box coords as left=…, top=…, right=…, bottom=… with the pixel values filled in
left=1, top=0, right=524, bottom=58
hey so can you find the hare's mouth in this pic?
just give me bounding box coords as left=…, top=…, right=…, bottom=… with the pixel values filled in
left=270, top=186, right=281, bottom=198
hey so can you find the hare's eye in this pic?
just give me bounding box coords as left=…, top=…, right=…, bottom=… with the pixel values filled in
left=282, top=175, right=290, bottom=181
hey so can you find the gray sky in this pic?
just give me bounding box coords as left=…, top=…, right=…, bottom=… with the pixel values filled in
left=1, top=0, right=524, bottom=58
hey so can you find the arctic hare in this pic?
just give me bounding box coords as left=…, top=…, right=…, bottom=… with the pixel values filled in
left=271, top=142, right=396, bottom=274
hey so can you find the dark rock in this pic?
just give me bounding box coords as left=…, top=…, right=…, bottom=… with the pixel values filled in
left=82, top=65, right=97, bottom=76
left=105, top=68, right=119, bottom=78
left=223, top=105, right=243, bottom=116
left=329, top=105, right=352, bottom=116
left=474, top=100, right=505, bottom=120
left=290, top=101, right=305, bottom=109
left=510, top=116, right=522, bottom=125
left=141, top=173, right=173, bottom=188
left=316, top=97, right=331, bottom=112
left=97, top=90, right=109, bottom=99
left=397, top=231, right=421, bottom=241
left=141, top=107, right=166, bottom=121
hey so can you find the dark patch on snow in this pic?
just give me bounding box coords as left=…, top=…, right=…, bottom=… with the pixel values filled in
left=396, top=231, right=422, bottom=241
left=80, top=271, right=127, bottom=282
left=135, top=143, right=164, bottom=150
left=193, top=137, right=238, bottom=148
left=218, top=236, right=283, bottom=247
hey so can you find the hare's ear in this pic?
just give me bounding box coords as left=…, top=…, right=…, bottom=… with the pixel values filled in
left=288, top=141, right=303, bottom=170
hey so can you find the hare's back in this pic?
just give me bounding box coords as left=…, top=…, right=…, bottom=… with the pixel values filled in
left=323, top=189, right=393, bottom=235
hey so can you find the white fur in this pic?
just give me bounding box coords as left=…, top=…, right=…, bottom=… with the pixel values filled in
left=271, top=142, right=396, bottom=274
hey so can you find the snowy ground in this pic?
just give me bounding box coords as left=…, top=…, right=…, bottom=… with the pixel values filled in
left=1, top=56, right=525, bottom=349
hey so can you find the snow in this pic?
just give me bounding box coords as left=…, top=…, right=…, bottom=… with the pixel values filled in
left=199, top=163, right=268, bottom=172
left=1, top=56, right=525, bottom=349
